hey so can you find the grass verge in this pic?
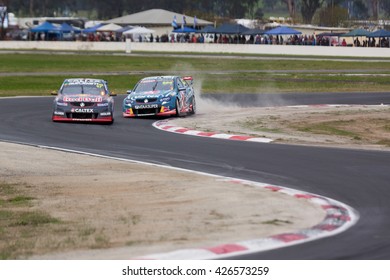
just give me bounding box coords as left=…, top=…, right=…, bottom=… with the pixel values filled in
left=1, top=53, right=390, bottom=96
left=0, top=182, right=112, bottom=259
left=0, top=183, right=61, bottom=259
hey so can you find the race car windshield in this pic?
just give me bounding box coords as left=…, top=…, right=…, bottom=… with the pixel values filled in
left=134, top=80, right=173, bottom=93
left=61, top=85, right=105, bottom=95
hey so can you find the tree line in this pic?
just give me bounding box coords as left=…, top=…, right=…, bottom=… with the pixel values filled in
left=1, top=0, right=390, bottom=25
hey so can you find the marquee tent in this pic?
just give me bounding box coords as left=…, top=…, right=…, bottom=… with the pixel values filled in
left=265, top=26, right=301, bottom=35
left=367, top=29, right=390, bottom=37
left=341, top=28, right=370, bottom=37
left=242, top=28, right=265, bottom=36
left=116, top=25, right=134, bottom=33
left=213, top=23, right=249, bottom=34
left=30, top=21, right=60, bottom=33
left=197, top=25, right=217, bottom=33
left=60, top=22, right=81, bottom=33
left=123, top=26, right=155, bottom=35
left=367, top=29, right=390, bottom=47
left=172, top=26, right=197, bottom=33
left=341, top=28, right=371, bottom=46
left=82, top=23, right=104, bottom=33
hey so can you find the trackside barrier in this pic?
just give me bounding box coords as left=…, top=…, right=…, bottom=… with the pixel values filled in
left=1, top=40, right=390, bottom=57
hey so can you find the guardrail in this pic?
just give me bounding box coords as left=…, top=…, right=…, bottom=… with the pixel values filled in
left=1, top=40, right=389, bottom=57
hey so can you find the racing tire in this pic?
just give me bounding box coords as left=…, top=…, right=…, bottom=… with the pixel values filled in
left=175, top=98, right=182, bottom=117
left=189, top=96, right=196, bottom=115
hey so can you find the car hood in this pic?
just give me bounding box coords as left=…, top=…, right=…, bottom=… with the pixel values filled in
left=130, top=90, right=173, bottom=99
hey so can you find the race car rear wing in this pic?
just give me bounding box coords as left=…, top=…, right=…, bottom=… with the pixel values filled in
left=182, top=76, right=193, bottom=85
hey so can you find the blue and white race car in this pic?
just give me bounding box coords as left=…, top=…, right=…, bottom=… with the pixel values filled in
left=123, top=76, right=196, bottom=117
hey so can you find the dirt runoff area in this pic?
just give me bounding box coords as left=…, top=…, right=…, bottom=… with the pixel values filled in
left=172, top=103, right=390, bottom=151
left=1, top=141, right=324, bottom=260
left=1, top=103, right=388, bottom=260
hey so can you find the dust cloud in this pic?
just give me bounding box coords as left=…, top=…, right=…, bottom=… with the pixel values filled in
left=169, top=63, right=291, bottom=111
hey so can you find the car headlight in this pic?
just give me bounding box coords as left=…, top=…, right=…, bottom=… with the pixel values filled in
left=124, top=98, right=134, bottom=105
left=56, top=101, right=68, bottom=106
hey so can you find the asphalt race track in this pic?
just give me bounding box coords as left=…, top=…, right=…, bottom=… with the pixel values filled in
left=1, top=92, right=390, bottom=259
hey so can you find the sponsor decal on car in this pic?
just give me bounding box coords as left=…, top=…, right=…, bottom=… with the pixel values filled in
left=100, top=112, right=111, bottom=116
left=53, top=111, right=65, bottom=115
left=63, top=96, right=103, bottom=102
left=134, top=104, right=159, bottom=109
left=71, top=108, right=94, bottom=113
left=134, top=94, right=161, bottom=99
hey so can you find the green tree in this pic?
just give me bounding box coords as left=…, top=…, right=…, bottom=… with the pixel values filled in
left=243, top=1, right=263, bottom=19
left=370, top=0, right=379, bottom=19
left=318, top=4, right=348, bottom=26
left=350, top=0, right=369, bottom=19
left=381, top=0, right=390, bottom=17
left=263, top=0, right=277, bottom=10
left=282, top=0, right=296, bottom=19
left=301, top=0, right=325, bottom=23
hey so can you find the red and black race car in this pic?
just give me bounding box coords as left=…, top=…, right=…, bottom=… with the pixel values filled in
left=52, top=78, right=116, bottom=124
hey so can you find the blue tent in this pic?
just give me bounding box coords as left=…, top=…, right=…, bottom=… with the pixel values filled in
left=367, top=29, right=390, bottom=37
left=82, top=23, right=104, bottom=33
left=172, top=26, right=197, bottom=33
left=60, top=23, right=81, bottom=33
left=242, top=28, right=265, bottom=36
left=213, top=23, right=249, bottom=34
left=265, top=26, right=301, bottom=35
left=30, top=21, right=60, bottom=33
left=197, top=25, right=217, bottom=33
left=341, top=28, right=370, bottom=37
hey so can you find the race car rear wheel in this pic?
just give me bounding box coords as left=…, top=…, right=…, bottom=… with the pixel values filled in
left=175, top=98, right=182, bottom=117
left=189, top=96, right=196, bottom=115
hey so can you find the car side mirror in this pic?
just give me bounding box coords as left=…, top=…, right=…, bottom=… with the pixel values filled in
left=126, top=90, right=132, bottom=95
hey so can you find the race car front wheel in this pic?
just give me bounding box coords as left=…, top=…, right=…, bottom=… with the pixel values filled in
left=189, top=96, right=196, bottom=115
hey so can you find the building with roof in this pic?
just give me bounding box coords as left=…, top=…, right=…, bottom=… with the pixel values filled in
left=17, top=17, right=86, bottom=29
left=106, top=9, right=213, bottom=36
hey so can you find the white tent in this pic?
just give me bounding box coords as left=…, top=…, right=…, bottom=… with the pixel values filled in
left=97, top=23, right=123, bottom=32
left=123, top=26, right=155, bottom=35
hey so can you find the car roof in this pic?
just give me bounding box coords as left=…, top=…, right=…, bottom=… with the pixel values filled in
left=141, top=76, right=176, bottom=81
left=63, top=78, right=107, bottom=84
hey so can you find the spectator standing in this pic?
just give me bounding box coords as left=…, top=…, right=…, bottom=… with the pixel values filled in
left=255, top=34, right=260, bottom=44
